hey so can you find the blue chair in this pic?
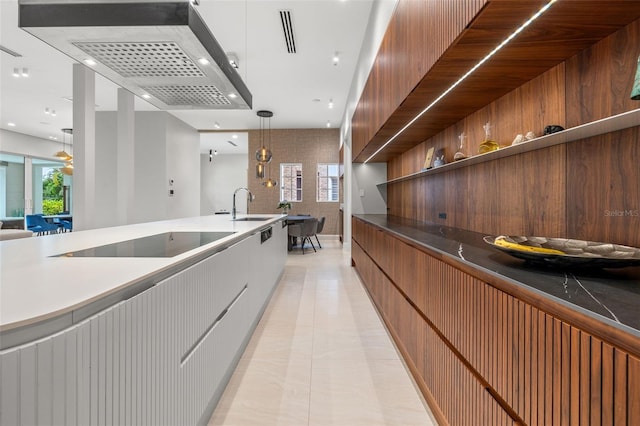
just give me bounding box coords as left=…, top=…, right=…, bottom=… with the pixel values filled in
left=53, top=217, right=73, bottom=232
left=25, top=215, right=43, bottom=235
left=27, top=214, right=59, bottom=235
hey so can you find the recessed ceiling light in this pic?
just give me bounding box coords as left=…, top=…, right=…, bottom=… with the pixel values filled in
left=141, top=93, right=151, bottom=99
left=328, top=99, right=334, bottom=109
left=84, top=58, right=96, bottom=66
left=227, top=53, right=239, bottom=69
left=213, top=122, right=221, bottom=129
left=332, top=52, right=339, bottom=65
left=228, top=93, right=237, bottom=99
left=45, top=107, right=50, bottom=115
left=12, top=68, right=20, bottom=77
left=21, top=67, right=29, bottom=77
left=8, top=122, right=16, bottom=127
left=51, top=110, right=56, bottom=116
left=197, top=57, right=209, bottom=65
left=326, top=121, right=331, bottom=128
left=232, top=134, right=238, bottom=139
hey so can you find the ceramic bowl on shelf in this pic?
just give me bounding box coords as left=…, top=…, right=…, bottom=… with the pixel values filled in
left=483, top=235, right=640, bottom=268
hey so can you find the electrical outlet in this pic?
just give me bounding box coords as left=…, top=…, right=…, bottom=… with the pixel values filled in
left=438, top=212, right=447, bottom=219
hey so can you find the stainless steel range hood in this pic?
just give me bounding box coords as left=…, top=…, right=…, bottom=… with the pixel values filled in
left=19, top=1, right=252, bottom=110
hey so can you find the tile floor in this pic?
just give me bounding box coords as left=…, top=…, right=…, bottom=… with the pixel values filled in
left=208, top=238, right=437, bottom=426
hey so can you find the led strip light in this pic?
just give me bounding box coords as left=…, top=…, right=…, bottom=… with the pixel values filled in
left=364, top=0, right=558, bottom=163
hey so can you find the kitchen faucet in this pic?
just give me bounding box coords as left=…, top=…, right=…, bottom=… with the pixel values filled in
left=232, top=187, right=255, bottom=219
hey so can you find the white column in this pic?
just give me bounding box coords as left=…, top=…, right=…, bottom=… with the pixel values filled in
left=343, top=135, right=352, bottom=250
left=72, top=63, right=96, bottom=231
left=117, top=88, right=135, bottom=225
left=23, top=157, right=33, bottom=216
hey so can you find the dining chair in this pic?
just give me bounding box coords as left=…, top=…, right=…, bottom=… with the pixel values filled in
left=314, top=216, right=326, bottom=248
left=288, top=218, right=318, bottom=254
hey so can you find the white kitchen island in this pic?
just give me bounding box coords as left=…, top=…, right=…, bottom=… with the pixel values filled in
left=0, top=214, right=288, bottom=426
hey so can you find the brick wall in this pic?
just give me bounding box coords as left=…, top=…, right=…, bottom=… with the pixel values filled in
left=247, top=128, right=340, bottom=235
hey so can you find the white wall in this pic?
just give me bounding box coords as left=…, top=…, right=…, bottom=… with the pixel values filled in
left=95, top=112, right=118, bottom=228
left=102, top=112, right=202, bottom=225
left=351, top=163, right=388, bottom=215
left=0, top=129, right=66, bottom=161
left=200, top=153, right=248, bottom=215
left=165, top=114, right=200, bottom=219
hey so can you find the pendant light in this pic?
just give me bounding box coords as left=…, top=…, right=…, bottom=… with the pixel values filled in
left=59, top=128, right=74, bottom=175
left=257, top=110, right=278, bottom=188
left=255, top=110, right=273, bottom=163
left=54, top=128, right=73, bottom=161
left=255, top=162, right=265, bottom=179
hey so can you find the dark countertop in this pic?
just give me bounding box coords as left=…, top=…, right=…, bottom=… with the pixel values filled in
left=354, top=214, right=640, bottom=340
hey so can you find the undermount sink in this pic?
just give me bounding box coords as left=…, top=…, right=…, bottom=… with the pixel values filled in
left=232, top=217, right=273, bottom=221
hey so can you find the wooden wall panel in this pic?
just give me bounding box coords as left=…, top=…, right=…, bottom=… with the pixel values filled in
left=386, top=17, right=640, bottom=248
left=387, top=143, right=567, bottom=237
left=565, top=18, right=640, bottom=127
left=566, top=128, right=640, bottom=248
left=387, top=64, right=568, bottom=236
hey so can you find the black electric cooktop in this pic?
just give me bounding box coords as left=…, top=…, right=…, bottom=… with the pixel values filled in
left=54, top=232, right=236, bottom=258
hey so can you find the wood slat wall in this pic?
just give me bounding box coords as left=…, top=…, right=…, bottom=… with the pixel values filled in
left=352, top=217, right=640, bottom=425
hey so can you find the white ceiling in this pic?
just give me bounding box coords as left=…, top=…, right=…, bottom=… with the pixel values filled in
left=0, top=0, right=375, bottom=154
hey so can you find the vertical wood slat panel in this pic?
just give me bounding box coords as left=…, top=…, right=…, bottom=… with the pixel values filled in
left=614, top=349, right=628, bottom=425
left=570, top=326, right=581, bottom=426
left=628, top=355, right=640, bottom=424
left=561, top=322, right=571, bottom=424
left=592, top=336, right=603, bottom=426
left=580, top=331, right=592, bottom=424
left=552, top=319, right=562, bottom=425
left=602, top=342, right=615, bottom=426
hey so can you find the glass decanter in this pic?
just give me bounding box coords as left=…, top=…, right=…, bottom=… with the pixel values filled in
left=453, top=132, right=468, bottom=161
left=478, top=121, right=499, bottom=154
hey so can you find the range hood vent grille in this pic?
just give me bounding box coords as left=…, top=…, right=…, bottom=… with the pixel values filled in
left=18, top=1, right=252, bottom=110
left=73, top=41, right=205, bottom=78
left=142, top=85, right=231, bottom=106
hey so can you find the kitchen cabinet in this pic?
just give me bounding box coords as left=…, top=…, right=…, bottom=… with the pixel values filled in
left=352, top=215, right=640, bottom=424
left=0, top=218, right=287, bottom=425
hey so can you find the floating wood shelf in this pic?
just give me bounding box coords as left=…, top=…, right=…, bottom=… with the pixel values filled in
left=378, top=108, right=640, bottom=186
left=355, top=1, right=640, bottom=163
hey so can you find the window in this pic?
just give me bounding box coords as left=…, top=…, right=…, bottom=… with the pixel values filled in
left=280, top=163, right=302, bottom=202
left=317, top=163, right=339, bottom=202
